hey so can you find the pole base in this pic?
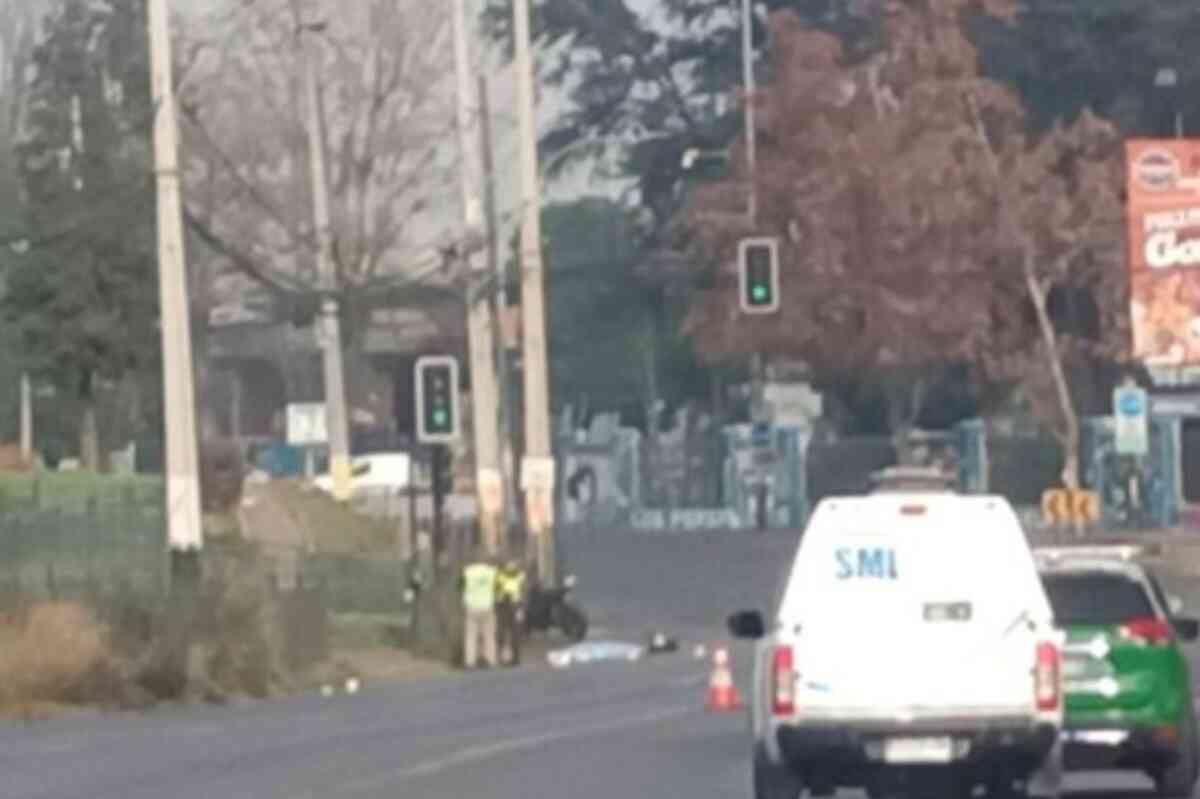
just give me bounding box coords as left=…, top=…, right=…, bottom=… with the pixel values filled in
left=169, top=547, right=202, bottom=590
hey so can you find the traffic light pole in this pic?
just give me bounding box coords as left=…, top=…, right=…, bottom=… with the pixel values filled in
left=742, top=0, right=757, bottom=224
left=430, top=443, right=448, bottom=564
left=742, top=0, right=769, bottom=529
left=416, top=357, right=461, bottom=566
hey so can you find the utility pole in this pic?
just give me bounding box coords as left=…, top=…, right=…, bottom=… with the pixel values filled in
left=741, top=0, right=770, bottom=530
left=478, top=74, right=520, bottom=539
left=741, top=0, right=764, bottom=403
left=19, top=374, right=32, bottom=464
left=148, top=0, right=203, bottom=553
left=453, top=0, right=506, bottom=556
left=296, top=15, right=352, bottom=502
left=513, top=0, right=557, bottom=584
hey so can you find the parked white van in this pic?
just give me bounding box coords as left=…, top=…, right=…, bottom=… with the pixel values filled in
left=728, top=492, right=1065, bottom=799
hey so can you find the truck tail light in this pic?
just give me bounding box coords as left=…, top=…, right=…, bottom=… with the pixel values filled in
left=1035, top=641, right=1060, bottom=712
left=771, top=645, right=795, bottom=716
left=1121, top=616, right=1173, bottom=646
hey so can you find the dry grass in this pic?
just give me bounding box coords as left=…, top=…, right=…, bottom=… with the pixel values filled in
left=0, top=603, right=122, bottom=718
left=0, top=575, right=292, bottom=718
left=269, top=480, right=397, bottom=554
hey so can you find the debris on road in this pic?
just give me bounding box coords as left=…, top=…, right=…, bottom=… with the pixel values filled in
left=319, top=677, right=362, bottom=697
left=547, top=641, right=645, bottom=669
left=647, top=631, right=678, bottom=655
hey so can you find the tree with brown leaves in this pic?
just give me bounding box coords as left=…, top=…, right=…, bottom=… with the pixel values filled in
left=683, top=0, right=1125, bottom=484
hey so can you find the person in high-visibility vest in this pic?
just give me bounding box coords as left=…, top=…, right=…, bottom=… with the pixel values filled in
left=495, top=557, right=527, bottom=666
left=460, top=550, right=499, bottom=668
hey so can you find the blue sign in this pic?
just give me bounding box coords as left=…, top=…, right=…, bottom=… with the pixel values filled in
left=1113, top=385, right=1149, bottom=456
left=835, top=547, right=899, bottom=580
left=751, top=422, right=772, bottom=448
left=1117, top=391, right=1144, bottom=417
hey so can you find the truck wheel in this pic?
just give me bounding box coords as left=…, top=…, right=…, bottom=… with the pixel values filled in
left=753, top=745, right=803, bottom=799
left=1155, top=712, right=1199, bottom=798
left=1025, top=735, right=1063, bottom=799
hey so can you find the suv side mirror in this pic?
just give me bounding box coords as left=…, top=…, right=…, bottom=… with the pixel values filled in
left=1173, top=617, right=1200, bottom=642
left=727, top=610, right=766, bottom=640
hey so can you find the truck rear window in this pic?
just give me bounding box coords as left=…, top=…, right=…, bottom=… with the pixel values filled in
left=1041, top=572, right=1154, bottom=626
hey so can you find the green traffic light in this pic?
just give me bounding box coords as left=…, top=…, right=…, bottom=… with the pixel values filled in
left=433, top=409, right=448, bottom=427
left=752, top=285, right=769, bottom=302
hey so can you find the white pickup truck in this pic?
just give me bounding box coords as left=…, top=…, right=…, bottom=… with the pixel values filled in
left=728, top=492, right=1065, bottom=799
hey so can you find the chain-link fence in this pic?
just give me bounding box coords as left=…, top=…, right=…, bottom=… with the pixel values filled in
left=0, top=477, right=166, bottom=605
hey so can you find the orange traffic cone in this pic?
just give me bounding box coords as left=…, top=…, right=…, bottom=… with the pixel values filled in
left=706, top=647, right=742, bottom=711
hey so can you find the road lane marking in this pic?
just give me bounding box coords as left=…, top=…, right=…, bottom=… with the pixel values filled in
left=343, top=704, right=693, bottom=792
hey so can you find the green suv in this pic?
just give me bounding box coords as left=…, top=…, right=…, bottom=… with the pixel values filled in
left=1035, top=546, right=1200, bottom=797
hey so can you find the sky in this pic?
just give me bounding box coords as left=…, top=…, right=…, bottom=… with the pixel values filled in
left=175, top=0, right=664, bottom=230
left=1, top=0, right=666, bottom=306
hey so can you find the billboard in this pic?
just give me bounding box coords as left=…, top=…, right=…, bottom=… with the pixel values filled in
left=1127, top=139, right=1200, bottom=366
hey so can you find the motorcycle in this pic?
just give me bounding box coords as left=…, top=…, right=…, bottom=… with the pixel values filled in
left=523, top=574, right=589, bottom=642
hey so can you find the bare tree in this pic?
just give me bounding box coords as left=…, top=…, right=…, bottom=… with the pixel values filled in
left=177, top=0, right=461, bottom=417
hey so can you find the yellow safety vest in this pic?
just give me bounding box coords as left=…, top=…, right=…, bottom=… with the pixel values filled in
left=463, top=563, right=498, bottom=612
left=496, top=570, right=525, bottom=603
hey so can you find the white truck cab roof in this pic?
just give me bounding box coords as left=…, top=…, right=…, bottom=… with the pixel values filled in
left=777, top=492, right=1052, bottom=628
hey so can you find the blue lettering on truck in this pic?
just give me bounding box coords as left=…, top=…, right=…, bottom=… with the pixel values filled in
left=835, top=547, right=898, bottom=580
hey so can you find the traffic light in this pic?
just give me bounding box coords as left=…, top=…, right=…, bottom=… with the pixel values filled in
left=415, top=355, right=460, bottom=443
left=738, top=237, right=780, bottom=314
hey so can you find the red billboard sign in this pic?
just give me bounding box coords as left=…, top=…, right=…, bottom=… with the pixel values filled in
left=1127, top=139, right=1200, bottom=366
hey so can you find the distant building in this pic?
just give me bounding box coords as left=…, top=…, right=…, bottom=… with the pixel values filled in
left=204, top=284, right=467, bottom=448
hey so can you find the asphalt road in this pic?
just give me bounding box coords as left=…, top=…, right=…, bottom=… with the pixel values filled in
left=3, top=527, right=1199, bottom=799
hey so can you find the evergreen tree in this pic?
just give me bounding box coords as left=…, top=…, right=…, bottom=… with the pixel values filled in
left=4, top=0, right=159, bottom=468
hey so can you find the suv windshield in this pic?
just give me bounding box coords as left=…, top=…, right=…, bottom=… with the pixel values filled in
left=1042, top=572, right=1155, bottom=626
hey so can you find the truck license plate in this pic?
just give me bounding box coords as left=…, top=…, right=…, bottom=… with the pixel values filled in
left=883, top=737, right=954, bottom=764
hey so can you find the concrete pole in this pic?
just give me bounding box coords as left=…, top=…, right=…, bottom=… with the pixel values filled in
left=513, top=0, right=556, bottom=584
left=19, top=373, right=32, bottom=464
left=453, top=0, right=505, bottom=556
left=147, top=0, right=203, bottom=551
left=230, top=369, right=242, bottom=443
left=478, top=74, right=520, bottom=538
left=298, top=21, right=352, bottom=502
